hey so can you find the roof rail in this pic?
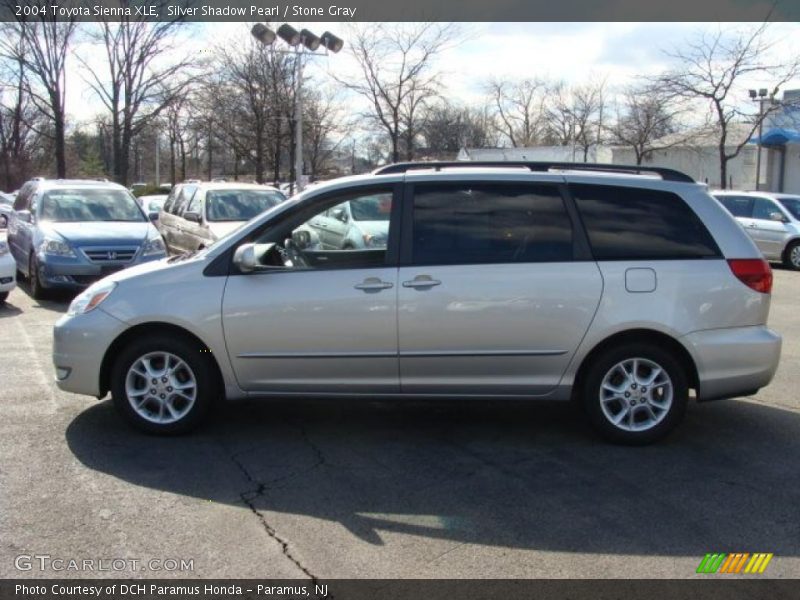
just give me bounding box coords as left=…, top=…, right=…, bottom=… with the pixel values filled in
left=372, top=161, right=695, bottom=183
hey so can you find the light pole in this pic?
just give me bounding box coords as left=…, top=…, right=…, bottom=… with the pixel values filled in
left=749, top=88, right=772, bottom=191
left=251, top=23, right=344, bottom=194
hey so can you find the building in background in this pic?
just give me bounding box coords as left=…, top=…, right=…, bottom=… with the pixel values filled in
left=754, top=89, right=800, bottom=194
left=611, top=123, right=758, bottom=191
left=457, top=146, right=613, bottom=164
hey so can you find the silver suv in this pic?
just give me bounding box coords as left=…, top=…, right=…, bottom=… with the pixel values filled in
left=713, top=191, right=800, bottom=269
left=53, top=162, right=781, bottom=444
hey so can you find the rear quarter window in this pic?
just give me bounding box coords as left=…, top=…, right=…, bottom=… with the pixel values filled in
left=571, top=184, right=721, bottom=260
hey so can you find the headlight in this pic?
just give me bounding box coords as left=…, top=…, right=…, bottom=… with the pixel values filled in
left=141, top=236, right=166, bottom=257
left=363, top=233, right=387, bottom=248
left=0, top=241, right=8, bottom=256
left=67, top=280, right=117, bottom=316
left=40, top=238, right=76, bottom=257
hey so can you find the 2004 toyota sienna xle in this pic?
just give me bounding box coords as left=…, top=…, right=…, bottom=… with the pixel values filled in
left=52, top=162, right=782, bottom=444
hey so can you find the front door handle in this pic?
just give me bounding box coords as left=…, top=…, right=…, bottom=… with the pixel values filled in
left=355, top=277, right=393, bottom=292
left=402, top=275, right=442, bottom=289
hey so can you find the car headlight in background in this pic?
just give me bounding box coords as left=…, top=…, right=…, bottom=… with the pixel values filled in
left=40, top=238, right=76, bottom=257
left=141, top=235, right=166, bottom=257
left=363, top=233, right=387, bottom=248
left=67, top=280, right=117, bottom=316
left=0, top=241, right=8, bottom=256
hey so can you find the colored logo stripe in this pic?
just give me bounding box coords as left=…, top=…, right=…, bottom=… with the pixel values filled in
left=697, top=553, right=773, bottom=574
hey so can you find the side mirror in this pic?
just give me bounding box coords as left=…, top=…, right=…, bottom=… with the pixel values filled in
left=292, top=229, right=312, bottom=249
left=149, top=212, right=159, bottom=222
left=233, top=243, right=258, bottom=273
left=183, top=211, right=201, bottom=223
left=770, top=212, right=787, bottom=223
left=331, top=207, right=348, bottom=223
left=17, top=210, right=32, bottom=224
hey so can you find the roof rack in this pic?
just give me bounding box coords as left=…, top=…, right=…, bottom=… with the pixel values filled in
left=372, top=161, right=695, bottom=183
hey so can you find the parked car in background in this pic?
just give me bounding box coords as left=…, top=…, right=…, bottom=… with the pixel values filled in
left=713, top=191, right=800, bottom=270
left=306, top=193, right=390, bottom=249
left=7, top=179, right=166, bottom=299
left=0, top=192, right=13, bottom=228
left=138, top=194, right=168, bottom=221
left=0, top=232, right=16, bottom=302
left=157, top=182, right=285, bottom=254
left=52, top=162, right=780, bottom=444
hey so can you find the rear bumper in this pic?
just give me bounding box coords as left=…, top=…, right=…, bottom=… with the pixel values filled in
left=682, top=326, right=782, bottom=401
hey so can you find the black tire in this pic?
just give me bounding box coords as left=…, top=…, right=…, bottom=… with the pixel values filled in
left=582, top=342, right=688, bottom=445
left=0, top=215, right=7, bottom=228
left=783, top=241, right=800, bottom=271
left=110, top=334, right=220, bottom=435
left=28, top=253, right=47, bottom=300
left=0, top=291, right=8, bottom=303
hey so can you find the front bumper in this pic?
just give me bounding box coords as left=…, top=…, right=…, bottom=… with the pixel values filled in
left=38, top=252, right=165, bottom=290
left=53, top=308, right=127, bottom=397
left=683, top=325, right=782, bottom=401
left=0, top=252, right=15, bottom=292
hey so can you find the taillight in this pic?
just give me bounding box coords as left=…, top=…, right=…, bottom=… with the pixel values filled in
left=727, top=259, right=773, bottom=294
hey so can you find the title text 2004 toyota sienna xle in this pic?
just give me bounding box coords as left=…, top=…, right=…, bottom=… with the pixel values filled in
left=52, top=162, right=782, bottom=444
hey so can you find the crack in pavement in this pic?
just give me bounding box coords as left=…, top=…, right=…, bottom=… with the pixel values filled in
left=228, top=420, right=327, bottom=583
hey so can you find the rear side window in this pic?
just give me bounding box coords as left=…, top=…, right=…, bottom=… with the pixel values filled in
left=412, top=183, right=573, bottom=265
left=717, top=195, right=753, bottom=218
left=572, top=184, right=721, bottom=260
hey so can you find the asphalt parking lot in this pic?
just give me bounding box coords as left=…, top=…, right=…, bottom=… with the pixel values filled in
left=1, top=269, right=799, bottom=580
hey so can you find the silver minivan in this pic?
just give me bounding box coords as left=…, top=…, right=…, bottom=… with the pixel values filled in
left=53, top=162, right=782, bottom=444
left=713, top=191, right=800, bottom=269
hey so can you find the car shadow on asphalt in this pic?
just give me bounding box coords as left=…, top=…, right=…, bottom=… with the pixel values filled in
left=13, top=279, right=74, bottom=312
left=66, top=397, right=799, bottom=556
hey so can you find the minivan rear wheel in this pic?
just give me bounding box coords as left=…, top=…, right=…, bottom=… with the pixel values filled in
left=783, top=241, right=800, bottom=270
left=583, top=343, right=688, bottom=444
left=110, top=334, right=218, bottom=434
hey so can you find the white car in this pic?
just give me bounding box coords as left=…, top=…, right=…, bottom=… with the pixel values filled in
left=0, top=233, right=16, bottom=303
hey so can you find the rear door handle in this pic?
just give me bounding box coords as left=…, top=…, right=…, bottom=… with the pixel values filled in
left=402, top=276, right=442, bottom=289
left=355, top=277, right=393, bottom=292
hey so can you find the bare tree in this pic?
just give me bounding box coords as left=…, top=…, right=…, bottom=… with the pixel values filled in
left=548, top=79, right=607, bottom=161
left=422, top=102, right=497, bottom=157
left=211, top=37, right=296, bottom=183
left=77, top=5, right=199, bottom=185
left=608, top=84, right=697, bottom=165
left=0, top=10, right=76, bottom=177
left=487, top=78, right=549, bottom=147
left=303, top=87, right=344, bottom=179
left=654, top=23, right=799, bottom=188
left=0, top=45, right=43, bottom=189
left=335, top=23, right=458, bottom=162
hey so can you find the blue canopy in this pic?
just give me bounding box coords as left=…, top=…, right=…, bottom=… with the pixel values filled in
left=750, top=127, right=800, bottom=146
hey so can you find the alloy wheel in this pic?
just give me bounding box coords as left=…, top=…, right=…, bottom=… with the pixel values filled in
left=124, top=351, right=197, bottom=424
left=598, top=357, right=673, bottom=432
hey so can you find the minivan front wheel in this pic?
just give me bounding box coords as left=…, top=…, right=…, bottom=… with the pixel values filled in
left=583, top=343, right=688, bottom=444
left=111, top=335, right=217, bottom=434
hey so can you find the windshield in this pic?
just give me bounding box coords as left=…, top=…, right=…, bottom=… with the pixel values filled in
left=778, top=197, right=800, bottom=220
left=350, top=194, right=392, bottom=221
left=39, top=189, right=145, bottom=223
left=206, top=189, right=285, bottom=222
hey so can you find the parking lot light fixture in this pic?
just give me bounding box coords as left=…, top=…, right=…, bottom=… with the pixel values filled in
left=251, top=23, right=344, bottom=194
left=277, top=24, right=302, bottom=46
left=300, top=29, right=321, bottom=51
left=251, top=23, right=276, bottom=46
left=320, top=31, right=344, bottom=53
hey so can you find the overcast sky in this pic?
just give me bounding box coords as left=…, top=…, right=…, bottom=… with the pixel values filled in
left=65, top=21, right=800, bottom=127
